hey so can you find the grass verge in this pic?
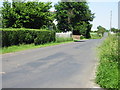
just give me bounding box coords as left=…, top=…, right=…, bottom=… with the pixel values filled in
left=90, top=32, right=102, bottom=39
left=1, top=37, right=73, bottom=54
left=96, top=34, right=119, bottom=89
left=56, top=37, right=73, bottom=43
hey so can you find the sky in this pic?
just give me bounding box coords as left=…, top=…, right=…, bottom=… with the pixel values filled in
left=89, top=2, right=118, bottom=30
left=0, top=0, right=119, bottom=30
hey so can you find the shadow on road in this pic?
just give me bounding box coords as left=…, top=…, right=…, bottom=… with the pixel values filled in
left=74, top=40, right=85, bottom=42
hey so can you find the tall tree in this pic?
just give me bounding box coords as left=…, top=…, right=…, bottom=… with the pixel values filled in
left=54, top=1, right=94, bottom=38
left=0, top=7, right=2, bottom=28
left=1, top=0, right=11, bottom=28
left=1, top=0, right=53, bottom=29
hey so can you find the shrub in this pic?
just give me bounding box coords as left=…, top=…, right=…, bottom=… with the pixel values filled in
left=80, top=35, right=84, bottom=39
left=1, top=28, right=55, bottom=47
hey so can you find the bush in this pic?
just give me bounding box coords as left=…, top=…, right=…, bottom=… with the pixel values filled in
left=80, top=35, right=84, bottom=39
left=2, top=28, right=55, bottom=47
left=96, top=34, right=119, bottom=89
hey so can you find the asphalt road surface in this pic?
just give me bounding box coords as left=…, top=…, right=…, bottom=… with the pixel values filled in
left=2, top=38, right=104, bottom=88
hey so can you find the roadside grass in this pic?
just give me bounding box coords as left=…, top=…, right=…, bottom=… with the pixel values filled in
left=90, top=32, right=102, bottom=39
left=96, top=34, right=119, bottom=89
left=56, top=37, right=73, bottom=43
left=1, top=37, right=73, bottom=54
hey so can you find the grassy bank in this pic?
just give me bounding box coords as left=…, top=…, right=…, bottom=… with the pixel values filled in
left=1, top=37, right=73, bottom=54
left=96, top=34, right=119, bottom=89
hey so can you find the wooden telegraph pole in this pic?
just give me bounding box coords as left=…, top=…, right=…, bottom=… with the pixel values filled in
left=110, top=10, right=112, bottom=32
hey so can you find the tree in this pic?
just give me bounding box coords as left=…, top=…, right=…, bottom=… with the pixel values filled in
left=54, top=1, right=94, bottom=38
left=1, top=0, right=53, bottom=29
left=1, top=0, right=12, bottom=28
left=111, top=28, right=119, bottom=33
left=97, top=26, right=106, bottom=36
left=0, top=7, right=2, bottom=28
left=0, top=17, right=2, bottom=28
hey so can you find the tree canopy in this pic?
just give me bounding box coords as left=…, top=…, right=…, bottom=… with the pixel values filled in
left=1, top=0, right=53, bottom=29
left=1, top=0, right=95, bottom=38
left=111, top=28, right=120, bottom=33
left=54, top=1, right=94, bottom=38
left=0, top=8, right=2, bottom=28
left=97, top=25, right=106, bottom=36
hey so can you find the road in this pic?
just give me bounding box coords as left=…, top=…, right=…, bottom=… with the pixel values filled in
left=2, top=39, right=103, bottom=88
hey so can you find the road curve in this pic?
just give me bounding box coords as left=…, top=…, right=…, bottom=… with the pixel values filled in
left=2, top=39, right=103, bottom=88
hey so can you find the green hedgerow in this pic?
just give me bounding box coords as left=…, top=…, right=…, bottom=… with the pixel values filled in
left=96, top=34, right=119, bottom=89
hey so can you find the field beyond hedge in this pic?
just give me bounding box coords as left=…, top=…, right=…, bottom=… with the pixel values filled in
left=96, top=34, right=119, bottom=89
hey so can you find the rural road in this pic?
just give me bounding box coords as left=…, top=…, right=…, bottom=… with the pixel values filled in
left=2, top=38, right=104, bottom=88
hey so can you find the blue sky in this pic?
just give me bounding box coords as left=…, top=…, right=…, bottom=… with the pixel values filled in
left=0, top=0, right=119, bottom=30
left=89, top=2, right=118, bottom=30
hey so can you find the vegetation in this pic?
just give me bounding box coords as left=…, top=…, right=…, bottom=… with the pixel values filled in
left=96, top=34, right=119, bottom=89
left=97, top=25, right=106, bottom=37
left=0, top=13, right=2, bottom=28
left=2, top=28, right=55, bottom=47
left=1, top=37, right=73, bottom=54
left=54, top=1, right=94, bottom=38
left=1, top=0, right=53, bottom=29
left=55, top=37, right=73, bottom=43
left=80, top=35, right=84, bottom=39
left=90, top=32, right=102, bottom=39
left=111, top=28, right=120, bottom=33
left=0, top=0, right=96, bottom=53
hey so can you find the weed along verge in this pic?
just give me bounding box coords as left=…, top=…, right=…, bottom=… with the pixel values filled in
left=96, top=34, right=119, bottom=89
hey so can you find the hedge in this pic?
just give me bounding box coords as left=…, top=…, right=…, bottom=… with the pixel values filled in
left=1, top=28, right=55, bottom=47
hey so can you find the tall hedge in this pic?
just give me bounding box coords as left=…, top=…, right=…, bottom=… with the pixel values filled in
left=1, top=28, right=55, bottom=47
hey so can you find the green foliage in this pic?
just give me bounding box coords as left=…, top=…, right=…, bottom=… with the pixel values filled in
left=1, top=1, right=53, bottom=29
left=1, top=41, right=73, bottom=54
left=97, top=26, right=106, bottom=36
left=90, top=32, right=101, bottom=39
left=0, top=10, right=2, bottom=28
left=80, top=35, right=84, bottom=39
left=96, top=34, right=119, bottom=89
left=2, top=28, right=55, bottom=47
left=34, top=30, right=55, bottom=45
left=54, top=2, right=94, bottom=38
left=111, top=28, right=120, bottom=33
left=55, top=37, right=73, bottom=43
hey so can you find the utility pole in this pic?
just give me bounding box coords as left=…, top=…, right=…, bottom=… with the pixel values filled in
left=118, top=1, right=120, bottom=29
left=110, top=10, right=112, bottom=32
